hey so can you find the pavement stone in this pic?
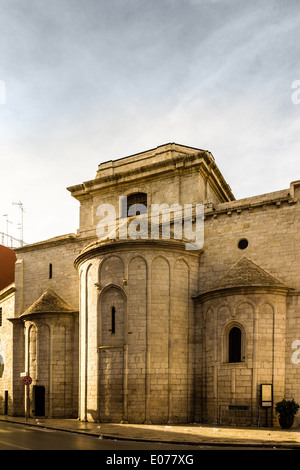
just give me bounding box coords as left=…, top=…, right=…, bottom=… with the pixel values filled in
left=1, top=415, right=300, bottom=448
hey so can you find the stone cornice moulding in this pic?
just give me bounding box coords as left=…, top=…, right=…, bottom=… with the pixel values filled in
left=67, top=144, right=235, bottom=203
left=74, top=238, right=202, bottom=269
left=193, top=284, right=292, bottom=303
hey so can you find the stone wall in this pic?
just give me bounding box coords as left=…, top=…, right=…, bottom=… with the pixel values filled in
left=0, top=285, right=15, bottom=415
left=14, top=234, right=93, bottom=317
left=23, top=312, right=78, bottom=418
left=194, top=180, right=300, bottom=426
left=77, top=242, right=199, bottom=424
left=195, top=291, right=288, bottom=426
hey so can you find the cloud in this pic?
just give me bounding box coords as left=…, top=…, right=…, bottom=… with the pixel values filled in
left=0, top=0, right=300, bottom=244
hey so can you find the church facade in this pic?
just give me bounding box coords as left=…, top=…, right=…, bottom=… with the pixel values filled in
left=1, top=143, right=300, bottom=427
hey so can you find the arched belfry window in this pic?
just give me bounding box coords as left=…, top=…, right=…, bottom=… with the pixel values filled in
left=228, top=326, right=242, bottom=363
left=123, top=193, right=147, bottom=217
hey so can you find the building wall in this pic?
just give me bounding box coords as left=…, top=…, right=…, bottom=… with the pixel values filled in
left=194, top=180, right=300, bottom=426
left=0, top=285, right=15, bottom=414
left=200, top=182, right=300, bottom=293
left=14, top=235, right=94, bottom=317
left=2, top=144, right=300, bottom=426
left=69, top=144, right=233, bottom=238
left=77, top=243, right=199, bottom=424
left=23, top=313, right=78, bottom=418
left=195, top=291, right=288, bottom=426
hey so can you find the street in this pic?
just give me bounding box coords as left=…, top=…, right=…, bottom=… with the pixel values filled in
left=0, top=421, right=285, bottom=469
left=0, top=420, right=220, bottom=451
left=0, top=420, right=289, bottom=470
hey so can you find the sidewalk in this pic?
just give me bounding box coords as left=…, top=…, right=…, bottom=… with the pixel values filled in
left=1, top=415, right=300, bottom=448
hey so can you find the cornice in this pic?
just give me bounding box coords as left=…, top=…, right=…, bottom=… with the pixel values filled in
left=193, top=284, right=292, bottom=303
left=67, top=145, right=235, bottom=203
left=0, top=284, right=15, bottom=302
left=74, top=238, right=201, bottom=268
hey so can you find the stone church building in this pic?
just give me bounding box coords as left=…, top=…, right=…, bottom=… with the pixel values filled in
left=1, top=142, right=300, bottom=427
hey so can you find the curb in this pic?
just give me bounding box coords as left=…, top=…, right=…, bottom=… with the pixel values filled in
left=0, top=417, right=300, bottom=449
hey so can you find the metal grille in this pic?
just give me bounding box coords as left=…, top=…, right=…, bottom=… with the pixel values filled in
left=218, top=405, right=273, bottom=427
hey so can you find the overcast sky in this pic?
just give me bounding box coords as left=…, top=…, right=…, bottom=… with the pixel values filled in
left=0, top=0, right=300, bottom=245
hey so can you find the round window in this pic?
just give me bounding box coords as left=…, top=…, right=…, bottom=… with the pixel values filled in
left=238, top=238, right=248, bottom=250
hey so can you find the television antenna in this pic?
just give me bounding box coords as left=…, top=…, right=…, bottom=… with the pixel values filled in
left=2, top=214, right=13, bottom=247
left=12, top=201, right=25, bottom=247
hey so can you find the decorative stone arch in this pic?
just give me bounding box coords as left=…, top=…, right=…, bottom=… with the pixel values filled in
left=174, top=256, right=190, bottom=269
left=150, top=255, right=171, bottom=304
left=38, top=322, right=51, bottom=342
left=173, top=256, right=190, bottom=289
left=98, top=254, right=125, bottom=288
left=99, top=253, right=125, bottom=272
left=26, top=323, right=37, bottom=384
left=97, top=283, right=127, bottom=344
left=97, top=283, right=128, bottom=422
left=257, top=300, right=275, bottom=315
left=127, top=254, right=148, bottom=287
left=127, top=253, right=148, bottom=269
left=204, top=306, right=214, bottom=321
left=98, top=282, right=127, bottom=300
left=216, top=302, right=232, bottom=317
left=233, top=299, right=256, bottom=318
left=150, top=253, right=171, bottom=271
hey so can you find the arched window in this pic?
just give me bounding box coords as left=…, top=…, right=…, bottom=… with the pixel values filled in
left=123, top=193, right=147, bottom=217
left=228, top=326, right=242, bottom=363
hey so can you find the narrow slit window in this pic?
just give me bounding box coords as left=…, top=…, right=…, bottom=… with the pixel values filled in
left=228, top=326, right=242, bottom=363
left=49, top=263, right=53, bottom=279
left=111, top=306, right=115, bottom=334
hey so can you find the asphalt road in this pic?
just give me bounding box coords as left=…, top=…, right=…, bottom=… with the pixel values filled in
left=0, top=419, right=288, bottom=466
left=0, top=420, right=223, bottom=451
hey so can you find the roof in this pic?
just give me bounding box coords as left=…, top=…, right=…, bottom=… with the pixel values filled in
left=20, top=290, right=77, bottom=318
left=211, top=257, right=288, bottom=290
left=67, top=142, right=235, bottom=203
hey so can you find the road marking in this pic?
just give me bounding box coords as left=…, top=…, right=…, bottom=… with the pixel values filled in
left=0, top=439, right=30, bottom=450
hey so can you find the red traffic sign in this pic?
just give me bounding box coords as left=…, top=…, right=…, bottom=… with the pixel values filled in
left=22, top=376, right=32, bottom=386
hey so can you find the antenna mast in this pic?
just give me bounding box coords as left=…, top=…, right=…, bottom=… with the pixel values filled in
left=12, top=201, right=25, bottom=247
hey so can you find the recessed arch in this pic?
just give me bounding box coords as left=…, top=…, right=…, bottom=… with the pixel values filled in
left=127, top=253, right=148, bottom=269
left=257, top=300, right=275, bottom=314
left=204, top=307, right=214, bottom=321
left=174, top=256, right=190, bottom=270
left=98, top=282, right=127, bottom=300
left=217, top=303, right=232, bottom=317
left=234, top=300, right=255, bottom=318
left=99, top=255, right=125, bottom=286
left=150, top=254, right=171, bottom=271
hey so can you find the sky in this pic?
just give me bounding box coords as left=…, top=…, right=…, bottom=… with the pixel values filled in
left=0, top=0, right=300, bottom=246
